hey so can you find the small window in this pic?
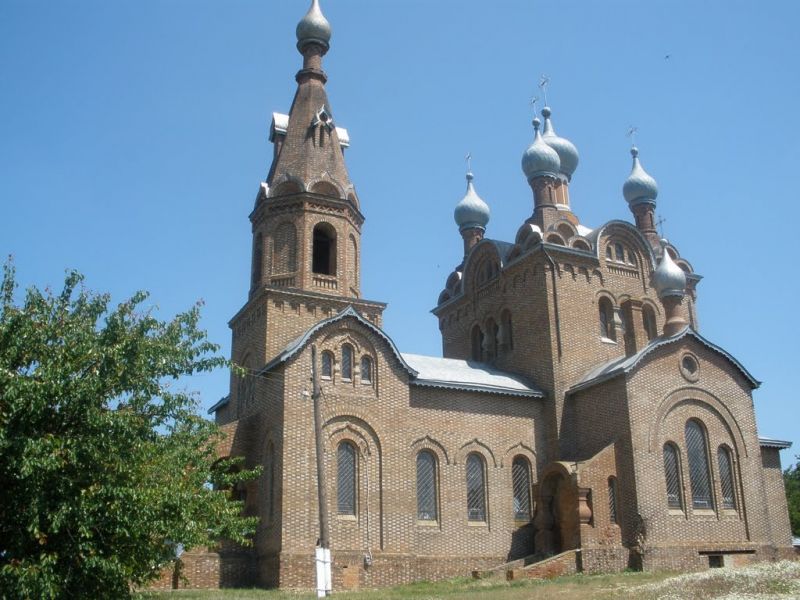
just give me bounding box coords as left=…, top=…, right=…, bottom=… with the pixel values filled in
left=416, top=451, right=438, bottom=521
left=663, top=443, right=683, bottom=509
left=608, top=476, right=618, bottom=524
left=321, top=351, right=333, bottom=379
left=251, top=233, right=263, bottom=287
left=627, top=250, right=637, bottom=266
left=360, top=356, right=372, bottom=384
left=682, top=355, right=698, bottom=375
left=337, top=442, right=356, bottom=516
left=312, top=223, right=337, bottom=275
left=500, top=310, right=513, bottom=350
left=685, top=420, right=713, bottom=509
left=341, top=345, right=353, bottom=381
left=642, top=304, right=658, bottom=341
left=512, top=456, right=532, bottom=521
left=615, top=243, right=625, bottom=262
left=485, top=318, right=498, bottom=362
left=599, top=297, right=616, bottom=340
left=466, top=453, right=487, bottom=522
left=471, top=325, right=484, bottom=362
left=718, top=447, right=736, bottom=509
left=606, top=246, right=613, bottom=260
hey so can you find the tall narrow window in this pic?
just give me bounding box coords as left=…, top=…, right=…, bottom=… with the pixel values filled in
left=485, top=318, right=498, bottom=362
left=466, top=453, right=487, bottom=522
left=512, top=456, right=532, bottom=521
left=642, top=304, right=658, bottom=341
left=321, top=351, right=333, bottom=379
left=599, top=297, right=616, bottom=340
left=251, top=233, right=263, bottom=287
left=337, top=442, right=356, bottom=516
left=416, top=451, right=438, bottom=521
left=312, top=223, right=337, bottom=275
left=608, top=477, right=618, bottom=524
left=615, top=243, right=625, bottom=262
left=718, top=446, right=736, bottom=509
left=341, top=345, right=353, bottom=381
left=685, top=420, right=713, bottom=509
left=360, top=356, right=372, bottom=384
left=663, top=443, right=683, bottom=509
left=471, top=325, right=484, bottom=362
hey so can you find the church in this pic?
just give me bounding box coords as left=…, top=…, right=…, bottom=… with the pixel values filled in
left=179, top=0, right=794, bottom=591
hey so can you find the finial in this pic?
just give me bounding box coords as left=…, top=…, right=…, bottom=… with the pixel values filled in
left=296, top=0, right=332, bottom=53
left=541, top=106, right=552, bottom=118
left=630, top=146, right=639, bottom=158
left=656, top=214, right=667, bottom=237
left=627, top=125, right=638, bottom=147
left=532, top=117, right=541, bottom=132
left=539, top=74, right=550, bottom=106
left=465, top=152, right=473, bottom=177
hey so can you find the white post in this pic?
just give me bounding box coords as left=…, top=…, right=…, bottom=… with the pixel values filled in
left=323, top=547, right=332, bottom=594
left=315, top=547, right=326, bottom=598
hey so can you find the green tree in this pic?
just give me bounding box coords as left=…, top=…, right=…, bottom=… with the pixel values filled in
left=786, top=456, right=800, bottom=537
left=0, top=263, right=258, bottom=599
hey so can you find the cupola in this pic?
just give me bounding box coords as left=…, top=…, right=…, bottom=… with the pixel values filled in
left=651, top=240, right=686, bottom=299
left=623, top=146, right=658, bottom=206
left=296, top=0, right=332, bottom=53
left=541, top=107, right=579, bottom=181
left=454, top=172, right=490, bottom=232
left=522, top=117, right=561, bottom=181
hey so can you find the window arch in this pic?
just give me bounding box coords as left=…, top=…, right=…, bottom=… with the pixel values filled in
left=360, top=356, right=372, bottom=384
left=642, top=304, right=658, bottom=341
left=718, top=446, right=736, bottom=509
left=341, top=344, right=353, bottom=381
left=416, top=451, right=438, bottom=521
left=608, top=476, right=619, bottom=524
left=337, top=442, right=357, bottom=516
left=685, top=420, right=713, bottom=509
left=663, top=442, right=683, bottom=509
left=598, top=297, right=616, bottom=340
left=511, top=456, right=532, bottom=521
left=466, top=453, right=487, bottom=522
left=251, top=233, right=263, bottom=287
left=471, top=325, right=484, bottom=362
left=321, top=350, right=333, bottom=379
left=312, top=223, right=337, bottom=275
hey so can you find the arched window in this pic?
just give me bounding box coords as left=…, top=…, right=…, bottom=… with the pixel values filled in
left=337, top=442, right=357, bottom=516
left=321, top=351, right=333, bottom=379
left=598, top=297, right=616, bottom=340
left=466, top=453, right=487, bottom=522
left=273, top=222, right=297, bottom=274
left=663, top=443, right=683, bottom=509
left=500, top=309, right=513, bottom=351
left=485, top=318, right=498, bottom=362
left=266, top=442, right=276, bottom=522
left=608, top=476, right=618, bottom=524
left=615, top=243, right=625, bottom=262
left=685, top=420, right=713, bottom=509
left=312, top=223, right=337, bottom=275
left=606, top=246, right=613, bottom=260
left=341, top=345, right=353, bottom=381
left=512, top=456, right=532, bottom=521
left=471, top=325, right=484, bottom=362
left=718, top=446, right=736, bottom=509
left=642, top=304, right=658, bottom=341
left=251, top=233, right=263, bottom=287
left=416, top=451, right=438, bottom=521
left=360, top=356, right=372, bottom=384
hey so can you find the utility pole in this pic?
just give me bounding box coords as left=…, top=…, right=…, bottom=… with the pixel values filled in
left=311, top=345, right=331, bottom=596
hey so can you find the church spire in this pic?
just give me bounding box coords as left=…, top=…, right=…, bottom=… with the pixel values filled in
left=266, top=0, right=356, bottom=207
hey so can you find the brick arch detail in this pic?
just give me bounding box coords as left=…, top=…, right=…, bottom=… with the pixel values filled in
left=410, top=435, right=451, bottom=466
left=500, top=442, right=536, bottom=468
left=456, top=438, right=497, bottom=468
left=648, top=387, right=748, bottom=458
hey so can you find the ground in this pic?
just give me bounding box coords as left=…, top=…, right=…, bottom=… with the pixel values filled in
left=138, top=560, right=800, bottom=599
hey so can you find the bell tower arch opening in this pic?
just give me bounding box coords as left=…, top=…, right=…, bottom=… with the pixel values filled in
left=312, top=222, right=337, bottom=276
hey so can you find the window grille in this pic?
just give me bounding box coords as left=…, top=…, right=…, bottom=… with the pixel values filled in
left=685, top=421, right=713, bottom=509
left=663, top=443, right=683, bottom=509
left=337, top=442, right=356, bottom=515
left=321, top=351, right=333, bottom=378
left=718, top=447, right=736, bottom=509
left=416, top=451, right=437, bottom=521
left=341, top=345, right=353, bottom=381
left=360, top=356, right=372, bottom=384
left=466, top=454, right=486, bottom=521
left=608, top=477, right=618, bottom=523
left=512, top=457, right=531, bottom=520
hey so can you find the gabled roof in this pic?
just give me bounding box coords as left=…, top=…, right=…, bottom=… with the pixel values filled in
left=568, top=326, right=760, bottom=395
left=401, top=353, right=544, bottom=398
left=758, top=437, right=792, bottom=450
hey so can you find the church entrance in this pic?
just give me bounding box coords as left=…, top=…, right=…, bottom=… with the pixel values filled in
left=534, top=464, right=579, bottom=555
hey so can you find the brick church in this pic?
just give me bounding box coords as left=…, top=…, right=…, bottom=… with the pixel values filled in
left=194, top=0, right=793, bottom=590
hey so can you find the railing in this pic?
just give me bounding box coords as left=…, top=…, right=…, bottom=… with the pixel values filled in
left=313, top=275, right=338, bottom=290
left=607, top=265, right=640, bottom=279
left=270, top=276, right=296, bottom=287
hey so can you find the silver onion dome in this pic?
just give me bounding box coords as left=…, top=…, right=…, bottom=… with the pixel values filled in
left=296, top=0, right=331, bottom=52
left=651, top=240, right=686, bottom=298
left=623, top=146, right=658, bottom=205
left=541, top=106, right=579, bottom=180
left=454, top=172, right=490, bottom=231
left=522, top=117, right=561, bottom=181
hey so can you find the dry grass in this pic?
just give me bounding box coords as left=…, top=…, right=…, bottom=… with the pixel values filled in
left=137, top=560, right=800, bottom=600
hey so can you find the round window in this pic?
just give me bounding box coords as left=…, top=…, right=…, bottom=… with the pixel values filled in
left=680, top=354, right=700, bottom=381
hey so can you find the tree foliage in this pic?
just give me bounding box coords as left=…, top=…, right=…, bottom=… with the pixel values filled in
left=786, top=456, right=800, bottom=537
left=0, top=263, right=258, bottom=599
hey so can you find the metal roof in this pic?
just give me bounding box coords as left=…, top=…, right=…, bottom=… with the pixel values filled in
left=568, top=326, right=760, bottom=394
left=758, top=437, right=792, bottom=449
left=401, top=353, right=544, bottom=398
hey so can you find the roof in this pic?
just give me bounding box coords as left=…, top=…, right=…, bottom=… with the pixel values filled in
left=401, top=353, right=544, bottom=398
left=568, top=326, right=760, bottom=394
left=758, top=437, right=792, bottom=450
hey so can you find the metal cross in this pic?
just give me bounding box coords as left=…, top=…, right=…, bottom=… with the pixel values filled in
left=465, top=153, right=472, bottom=173
left=656, top=214, right=667, bottom=237
left=529, top=96, right=539, bottom=114
left=538, top=75, right=550, bottom=106
left=626, top=126, right=638, bottom=145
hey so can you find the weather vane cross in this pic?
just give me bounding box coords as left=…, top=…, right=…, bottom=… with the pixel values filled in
left=626, top=125, right=639, bottom=145
left=538, top=75, right=550, bottom=106
left=529, top=96, right=539, bottom=115
left=465, top=152, right=472, bottom=174
left=656, top=214, right=667, bottom=238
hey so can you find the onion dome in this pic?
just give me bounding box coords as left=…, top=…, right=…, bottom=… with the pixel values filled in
left=541, top=107, right=579, bottom=180
left=522, top=117, right=561, bottom=181
left=652, top=240, right=686, bottom=298
left=296, top=0, right=331, bottom=53
left=623, top=146, right=658, bottom=206
left=454, top=172, right=490, bottom=231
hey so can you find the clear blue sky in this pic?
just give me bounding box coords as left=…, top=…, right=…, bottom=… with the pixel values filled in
left=2, top=1, right=798, bottom=460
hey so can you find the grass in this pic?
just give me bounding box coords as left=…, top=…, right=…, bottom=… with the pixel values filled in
left=137, top=560, right=800, bottom=600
